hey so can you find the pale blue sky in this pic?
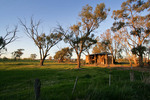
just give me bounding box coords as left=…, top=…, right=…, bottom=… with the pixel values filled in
left=0, top=0, right=126, bottom=59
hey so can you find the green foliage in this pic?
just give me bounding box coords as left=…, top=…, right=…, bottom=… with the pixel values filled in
left=0, top=37, right=6, bottom=55
left=131, top=45, right=146, bottom=56
left=54, top=47, right=73, bottom=62
left=0, top=37, right=5, bottom=48
left=36, top=33, right=62, bottom=50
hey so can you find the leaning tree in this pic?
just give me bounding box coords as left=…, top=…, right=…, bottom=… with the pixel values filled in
left=111, top=0, right=150, bottom=67
left=56, top=3, right=109, bottom=68
left=20, top=18, right=62, bottom=66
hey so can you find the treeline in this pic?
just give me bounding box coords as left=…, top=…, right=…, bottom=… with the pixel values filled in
left=0, top=0, right=150, bottom=68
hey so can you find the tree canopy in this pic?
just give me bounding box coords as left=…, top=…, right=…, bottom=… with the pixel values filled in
left=54, top=47, right=73, bottom=62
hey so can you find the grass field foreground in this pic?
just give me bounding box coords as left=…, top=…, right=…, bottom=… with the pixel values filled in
left=0, top=61, right=150, bottom=100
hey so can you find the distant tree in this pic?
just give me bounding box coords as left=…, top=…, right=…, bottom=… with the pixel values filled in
left=56, top=3, right=109, bottom=68
left=12, top=49, right=24, bottom=59
left=0, top=26, right=18, bottom=56
left=92, top=42, right=106, bottom=53
left=30, top=54, right=37, bottom=60
left=93, top=29, right=112, bottom=54
left=20, top=18, right=62, bottom=66
left=3, top=56, right=8, bottom=61
left=54, top=47, right=73, bottom=62
left=49, top=56, right=53, bottom=61
left=111, top=0, right=150, bottom=67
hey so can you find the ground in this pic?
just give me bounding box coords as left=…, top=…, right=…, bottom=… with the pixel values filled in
left=0, top=60, right=150, bottom=100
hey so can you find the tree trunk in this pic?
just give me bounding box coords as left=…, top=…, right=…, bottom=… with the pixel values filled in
left=77, top=55, right=81, bottom=69
left=139, top=54, right=143, bottom=67
left=128, top=58, right=132, bottom=65
left=133, top=55, right=137, bottom=65
left=40, top=59, right=44, bottom=66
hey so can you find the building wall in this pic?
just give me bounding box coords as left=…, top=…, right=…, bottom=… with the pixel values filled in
left=86, top=54, right=113, bottom=64
left=86, top=55, right=90, bottom=64
left=97, top=55, right=105, bottom=64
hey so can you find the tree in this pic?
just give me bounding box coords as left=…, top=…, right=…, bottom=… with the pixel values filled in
left=92, top=29, right=123, bottom=62
left=93, top=29, right=113, bottom=54
left=20, top=18, right=62, bottom=66
left=0, top=26, right=18, bottom=56
left=56, top=3, right=109, bottom=68
left=113, top=28, right=138, bottom=64
left=111, top=0, right=150, bottom=67
left=49, top=56, right=52, bottom=61
left=30, top=54, right=37, bottom=60
left=54, top=47, right=73, bottom=62
left=12, top=49, right=24, bottom=59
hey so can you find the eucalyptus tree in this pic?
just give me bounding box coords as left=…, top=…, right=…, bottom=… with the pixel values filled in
left=30, top=54, right=37, bottom=60
left=111, top=0, right=150, bottom=67
left=54, top=47, right=73, bottom=62
left=56, top=3, right=109, bottom=68
left=20, top=18, right=62, bottom=66
left=12, top=49, right=24, bottom=59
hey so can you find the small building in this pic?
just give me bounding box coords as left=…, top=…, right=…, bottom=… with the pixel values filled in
left=86, top=52, right=113, bottom=64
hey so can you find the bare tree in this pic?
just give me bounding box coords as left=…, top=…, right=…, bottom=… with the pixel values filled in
left=56, top=3, right=109, bottom=68
left=20, top=18, right=62, bottom=66
left=0, top=26, right=18, bottom=56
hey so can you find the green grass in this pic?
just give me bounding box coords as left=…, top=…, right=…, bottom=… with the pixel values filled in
left=0, top=61, right=150, bottom=100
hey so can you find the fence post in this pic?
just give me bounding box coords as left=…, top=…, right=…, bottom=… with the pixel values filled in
left=109, top=74, right=111, bottom=86
left=34, top=79, right=41, bottom=100
left=130, top=64, right=134, bottom=82
left=130, top=71, right=134, bottom=82
left=72, top=76, right=78, bottom=95
left=108, top=64, right=111, bottom=86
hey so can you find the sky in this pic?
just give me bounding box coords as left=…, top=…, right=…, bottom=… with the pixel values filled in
left=0, top=0, right=127, bottom=59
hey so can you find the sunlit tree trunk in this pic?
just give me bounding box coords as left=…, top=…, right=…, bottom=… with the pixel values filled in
left=133, top=55, right=137, bottom=65
left=40, top=59, right=44, bottom=66
left=40, top=56, right=46, bottom=66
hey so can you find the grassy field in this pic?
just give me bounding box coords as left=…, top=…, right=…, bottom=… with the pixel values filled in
left=0, top=60, right=150, bottom=100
